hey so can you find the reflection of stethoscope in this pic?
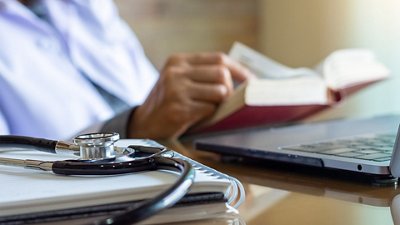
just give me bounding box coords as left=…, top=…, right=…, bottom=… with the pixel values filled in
left=0, top=133, right=195, bottom=225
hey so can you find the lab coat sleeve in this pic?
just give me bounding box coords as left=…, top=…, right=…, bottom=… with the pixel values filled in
left=0, top=109, right=10, bottom=135
left=100, top=108, right=136, bottom=139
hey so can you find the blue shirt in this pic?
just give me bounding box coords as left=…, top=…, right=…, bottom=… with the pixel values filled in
left=0, top=0, right=158, bottom=139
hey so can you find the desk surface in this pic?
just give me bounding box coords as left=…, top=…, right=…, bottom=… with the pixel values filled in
left=160, top=139, right=400, bottom=225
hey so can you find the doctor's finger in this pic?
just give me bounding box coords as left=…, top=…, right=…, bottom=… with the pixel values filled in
left=224, top=57, right=256, bottom=82
left=184, top=66, right=234, bottom=94
left=164, top=52, right=225, bottom=66
left=183, top=53, right=255, bottom=82
left=188, top=83, right=230, bottom=103
left=188, top=101, right=217, bottom=122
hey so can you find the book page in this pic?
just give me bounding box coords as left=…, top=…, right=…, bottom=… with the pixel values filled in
left=317, top=49, right=390, bottom=90
left=229, top=43, right=328, bottom=105
left=245, top=76, right=328, bottom=106
left=229, top=42, right=318, bottom=79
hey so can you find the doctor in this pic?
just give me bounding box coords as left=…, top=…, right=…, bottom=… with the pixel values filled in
left=0, top=0, right=252, bottom=140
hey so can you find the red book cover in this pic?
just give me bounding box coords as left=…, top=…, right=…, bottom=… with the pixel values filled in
left=191, top=79, right=383, bottom=134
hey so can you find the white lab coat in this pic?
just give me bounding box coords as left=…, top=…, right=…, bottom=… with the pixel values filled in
left=0, top=0, right=158, bottom=139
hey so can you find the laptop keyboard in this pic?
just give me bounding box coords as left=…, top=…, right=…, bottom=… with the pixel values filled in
left=281, top=133, right=397, bottom=162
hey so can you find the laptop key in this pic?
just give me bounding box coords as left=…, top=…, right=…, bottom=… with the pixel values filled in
left=379, top=147, right=395, bottom=151
left=319, top=148, right=355, bottom=155
left=373, top=157, right=392, bottom=162
left=336, top=152, right=364, bottom=158
left=353, top=149, right=382, bottom=154
left=354, top=153, right=391, bottom=160
left=352, top=146, right=379, bottom=150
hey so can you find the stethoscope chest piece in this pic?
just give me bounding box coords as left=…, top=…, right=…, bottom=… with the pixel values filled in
left=73, top=133, right=120, bottom=161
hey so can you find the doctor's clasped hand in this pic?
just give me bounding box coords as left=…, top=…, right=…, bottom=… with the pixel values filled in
left=129, top=52, right=254, bottom=139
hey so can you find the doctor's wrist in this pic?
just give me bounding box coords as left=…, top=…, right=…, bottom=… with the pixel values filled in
left=127, top=106, right=155, bottom=139
left=101, top=108, right=136, bottom=139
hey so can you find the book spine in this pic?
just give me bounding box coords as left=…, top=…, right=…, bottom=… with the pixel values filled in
left=197, top=104, right=327, bottom=133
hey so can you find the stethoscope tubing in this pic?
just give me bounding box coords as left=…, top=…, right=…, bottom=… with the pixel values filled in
left=52, top=155, right=185, bottom=176
left=96, top=158, right=195, bottom=225
left=52, top=158, right=157, bottom=175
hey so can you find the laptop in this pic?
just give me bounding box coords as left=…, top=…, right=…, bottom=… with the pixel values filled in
left=194, top=115, right=400, bottom=181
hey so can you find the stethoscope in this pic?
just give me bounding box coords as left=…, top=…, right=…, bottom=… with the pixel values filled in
left=0, top=133, right=195, bottom=225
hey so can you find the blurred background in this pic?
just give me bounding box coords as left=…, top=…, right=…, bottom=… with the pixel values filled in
left=115, top=0, right=400, bottom=121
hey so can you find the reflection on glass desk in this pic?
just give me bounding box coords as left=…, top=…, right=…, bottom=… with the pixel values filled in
left=35, top=210, right=246, bottom=225
left=161, top=139, right=400, bottom=225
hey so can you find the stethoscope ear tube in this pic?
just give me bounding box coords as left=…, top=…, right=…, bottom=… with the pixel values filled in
left=0, top=135, right=57, bottom=153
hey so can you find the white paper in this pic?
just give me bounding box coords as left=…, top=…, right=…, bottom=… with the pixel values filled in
left=228, top=42, right=390, bottom=106
left=318, top=49, right=390, bottom=89
left=245, top=77, right=327, bottom=106
left=0, top=139, right=231, bottom=217
left=230, top=42, right=389, bottom=90
left=229, top=42, right=318, bottom=79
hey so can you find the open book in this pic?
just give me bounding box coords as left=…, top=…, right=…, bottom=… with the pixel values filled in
left=0, top=139, right=244, bottom=224
left=191, top=42, right=390, bottom=133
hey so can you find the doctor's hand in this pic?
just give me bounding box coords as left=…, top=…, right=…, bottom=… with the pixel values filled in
left=127, top=52, right=254, bottom=140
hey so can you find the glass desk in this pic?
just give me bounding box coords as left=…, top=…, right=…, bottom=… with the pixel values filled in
left=160, top=139, right=400, bottom=225
left=14, top=138, right=399, bottom=225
